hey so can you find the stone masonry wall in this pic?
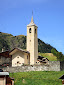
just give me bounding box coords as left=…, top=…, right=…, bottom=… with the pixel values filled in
left=2, top=61, right=61, bottom=73
left=60, top=61, right=64, bottom=71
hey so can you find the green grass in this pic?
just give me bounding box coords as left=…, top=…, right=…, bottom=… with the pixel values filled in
left=10, top=71, right=63, bottom=85
left=39, top=53, right=57, bottom=61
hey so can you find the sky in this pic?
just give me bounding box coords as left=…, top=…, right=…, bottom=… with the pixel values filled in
left=0, top=0, right=64, bottom=54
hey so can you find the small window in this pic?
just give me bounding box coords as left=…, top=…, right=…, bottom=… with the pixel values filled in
left=30, top=40, right=31, bottom=42
left=35, top=29, right=36, bottom=33
left=17, top=56, right=19, bottom=58
left=17, top=61, right=19, bottom=64
left=27, top=56, right=28, bottom=59
left=29, top=28, right=31, bottom=33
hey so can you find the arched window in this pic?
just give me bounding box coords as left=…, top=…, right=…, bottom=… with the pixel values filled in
left=27, top=56, right=28, bottom=59
left=35, top=29, right=36, bottom=33
left=29, top=28, right=31, bottom=33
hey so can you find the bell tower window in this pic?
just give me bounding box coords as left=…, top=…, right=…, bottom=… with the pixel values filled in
left=35, top=29, right=36, bottom=33
left=29, top=28, right=31, bottom=33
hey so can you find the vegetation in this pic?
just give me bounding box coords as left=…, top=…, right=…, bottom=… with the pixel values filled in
left=10, top=71, right=63, bottom=85
left=0, top=32, right=56, bottom=53
left=0, top=32, right=26, bottom=51
left=39, top=53, right=57, bottom=61
left=0, top=32, right=64, bottom=61
left=51, top=48, right=64, bottom=61
left=38, top=39, right=54, bottom=53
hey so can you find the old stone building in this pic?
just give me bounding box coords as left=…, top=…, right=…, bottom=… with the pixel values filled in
left=9, top=16, right=38, bottom=66
left=0, top=16, right=49, bottom=67
left=37, top=56, right=49, bottom=65
left=0, top=51, right=11, bottom=67
left=9, top=48, right=30, bottom=67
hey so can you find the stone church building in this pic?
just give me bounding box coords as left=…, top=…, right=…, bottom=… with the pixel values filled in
left=0, top=16, right=49, bottom=67
left=0, top=16, right=38, bottom=67
left=10, top=16, right=38, bottom=66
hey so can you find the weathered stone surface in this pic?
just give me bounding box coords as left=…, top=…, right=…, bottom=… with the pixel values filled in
left=1, top=61, right=61, bottom=73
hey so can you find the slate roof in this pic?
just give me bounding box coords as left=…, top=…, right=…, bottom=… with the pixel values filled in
left=0, top=72, right=9, bottom=76
left=37, top=56, right=49, bottom=63
left=38, top=56, right=44, bottom=60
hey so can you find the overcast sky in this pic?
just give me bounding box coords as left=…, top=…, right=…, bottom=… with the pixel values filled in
left=0, top=0, right=64, bottom=54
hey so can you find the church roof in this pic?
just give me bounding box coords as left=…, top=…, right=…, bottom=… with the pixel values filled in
left=9, top=48, right=30, bottom=55
left=27, top=16, right=38, bottom=27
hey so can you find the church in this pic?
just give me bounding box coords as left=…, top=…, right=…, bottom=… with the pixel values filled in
left=9, top=16, right=38, bottom=67
left=0, top=16, right=49, bottom=67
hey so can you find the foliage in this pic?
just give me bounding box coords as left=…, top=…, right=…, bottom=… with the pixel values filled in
left=0, top=33, right=10, bottom=52
left=57, top=52, right=64, bottom=61
left=0, top=32, right=26, bottom=51
left=38, top=39, right=54, bottom=53
left=51, top=48, right=57, bottom=56
left=0, top=32, right=56, bottom=53
left=10, top=71, right=63, bottom=85
left=51, top=48, right=64, bottom=61
left=0, top=32, right=64, bottom=61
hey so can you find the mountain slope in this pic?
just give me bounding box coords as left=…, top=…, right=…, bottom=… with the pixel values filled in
left=39, top=53, right=57, bottom=61
left=0, top=32, right=57, bottom=53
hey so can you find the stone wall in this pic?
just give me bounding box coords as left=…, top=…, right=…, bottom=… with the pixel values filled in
left=60, top=61, right=64, bottom=71
left=2, top=61, right=61, bottom=73
left=0, top=56, right=12, bottom=66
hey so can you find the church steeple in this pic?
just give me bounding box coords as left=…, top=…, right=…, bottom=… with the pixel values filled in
left=27, top=14, right=37, bottom=27
left=27, top=15, right=38, bottom=65
left=31, top=16, right=34, bottom=23
left=31, top=11, right=34, bottom=23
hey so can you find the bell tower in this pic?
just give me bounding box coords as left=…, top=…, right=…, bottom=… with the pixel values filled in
left=27, top=16, right=38, bottom=65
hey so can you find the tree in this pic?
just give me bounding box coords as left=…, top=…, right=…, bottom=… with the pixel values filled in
left=57, top=52, right=64, bottom=61
left=51, top=48, right=57, bottom=56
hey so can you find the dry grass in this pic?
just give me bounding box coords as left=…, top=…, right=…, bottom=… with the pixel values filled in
left=39, top=53, right=57, bottom=61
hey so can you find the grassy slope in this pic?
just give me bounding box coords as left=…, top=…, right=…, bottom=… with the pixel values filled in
left=10, top=71, right=63, bottom=85
left=39, top=53, right=57, bottom=61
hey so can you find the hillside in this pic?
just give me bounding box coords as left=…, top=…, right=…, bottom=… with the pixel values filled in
left=39, top=53, right=57, bottom=61
left=0, top=32, right=57, bottom=53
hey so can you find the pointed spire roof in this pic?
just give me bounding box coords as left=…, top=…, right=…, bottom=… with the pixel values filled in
left=31, top=16, right=34, bottom=23
left=27, top=15, right=37, bottom=27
